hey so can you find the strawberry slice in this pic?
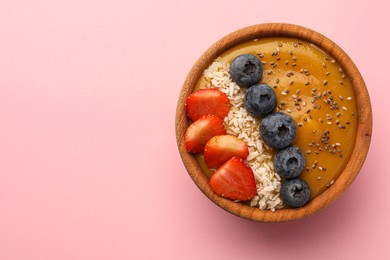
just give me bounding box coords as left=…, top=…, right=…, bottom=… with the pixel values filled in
left=186, top=88, right=230, bottom=122
left=204, top=135, right=249, bottom=170
left=210, top=157, right=257, bottom=201
left=185, top=115, right=226, bottom=153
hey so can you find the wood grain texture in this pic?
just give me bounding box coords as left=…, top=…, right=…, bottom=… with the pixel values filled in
left=175, top=23, right=372, bottom=222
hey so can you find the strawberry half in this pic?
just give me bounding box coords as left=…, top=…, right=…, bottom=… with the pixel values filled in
left=210, top=157, right=257, bottom=201
left=186, top=88, right=230, bottom=122
left=185, top=115, right=226, bottom=153
left=204, top=135, right=249, bottom=170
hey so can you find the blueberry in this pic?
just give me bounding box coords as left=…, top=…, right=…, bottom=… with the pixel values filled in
left=229, top=54, right=262, bottom=88
left=260, top=112, right=297, bottom=150
left=244, top=84, right=277, bottom=117
left=274, top=146, right=306, bottom=179
left=280, top=178, right=311, bottom=208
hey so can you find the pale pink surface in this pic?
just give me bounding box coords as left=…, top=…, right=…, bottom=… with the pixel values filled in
left=0, top=0, right=389, bottom=259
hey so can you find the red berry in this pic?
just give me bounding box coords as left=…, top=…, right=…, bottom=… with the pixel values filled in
left=185, top=115, right=226, bottom=153
left=210, top=157, right=257, bottom=201
left=204, top=135, right=249, bottom=170
left=186, top=88, right=230, bottom=122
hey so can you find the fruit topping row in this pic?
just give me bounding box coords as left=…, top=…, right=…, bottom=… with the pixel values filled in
left=230, top=53, right=311, bottom=208
left=185, top=88, right=257, bottom=201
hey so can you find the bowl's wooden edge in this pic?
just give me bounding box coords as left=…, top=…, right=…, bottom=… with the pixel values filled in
left=175, top=23, right=372, bottom=222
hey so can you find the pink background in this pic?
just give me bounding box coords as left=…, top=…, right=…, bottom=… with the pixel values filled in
left=0, top=0, right=389, bottom=259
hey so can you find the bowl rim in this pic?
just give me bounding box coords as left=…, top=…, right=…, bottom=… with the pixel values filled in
left=175, top=23, right=372, bottom=222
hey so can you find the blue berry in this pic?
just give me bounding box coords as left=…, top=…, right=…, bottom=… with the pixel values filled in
left=244, top=84, right=277, bottom=117
left=229, top=54, right=262, bottom=88
left=260, top=112, right=297, bottom=150
left=280, top=178, right=311, bottom=208
left=274, top=146, right=306, bottom=179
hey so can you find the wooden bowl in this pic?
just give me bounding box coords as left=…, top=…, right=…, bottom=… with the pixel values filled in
left=175, top=23, right=372, bottom=222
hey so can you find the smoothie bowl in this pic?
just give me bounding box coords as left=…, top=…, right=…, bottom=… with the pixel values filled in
left=175, top=23, right=372, bottom=222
